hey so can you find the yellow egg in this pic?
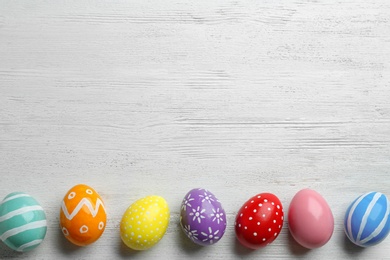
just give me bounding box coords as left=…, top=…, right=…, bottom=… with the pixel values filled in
left=120, top=195, right=170, bottom=250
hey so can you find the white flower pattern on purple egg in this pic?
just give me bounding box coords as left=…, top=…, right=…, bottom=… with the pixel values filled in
left=183, top=224, right=199, bottom=241
left=180, top=188, right=227, bottom=246
left=210, top=207, right=224, bottom=224
left=201, top=227, right=220, bottom=244
left=199, top=191, right=214, bottom=204
left=189, top=206, right=206, bottom=223
left=181, top=193, right=195, bottom=211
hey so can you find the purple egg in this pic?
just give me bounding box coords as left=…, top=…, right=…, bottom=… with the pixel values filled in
left=180, top=188, right=227, bottom=246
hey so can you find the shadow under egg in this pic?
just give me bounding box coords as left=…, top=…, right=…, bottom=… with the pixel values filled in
left=117, top=235, right=142, bottom=257
left=175, top=221, right=206, bottom=255
left=231, top=232, right=258, bottom=256
left=342, top=233, right=365, bottom=256
left=286, top=229, right=311, bottom=256
left=56, top=226, right=88, bottom=255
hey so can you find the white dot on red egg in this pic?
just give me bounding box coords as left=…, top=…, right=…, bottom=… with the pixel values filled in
left=259, top=203, right=262, bottom=207
left=240, top=213, right=243, bottom=217
left=257, top=222, right=260, bottom=225
left=264, top=199, right=268, bottom=202
left=244, top=226, right=247, bottom=230
left=271, top=202, right=274, bottom=205
left=253, top=209, right=257, bottom=213
left=276, top=212, right=279, bottom=215
left=273, top=220, right=276, bottom=223
left=263, top=238, right=266, bottom=241
left=262, top=214, right=266, bottom=217
left=254, top=232, right=257, bottom=236
left=268, top=208, right=271, bottom=211
left=277, top=205, right=280, bottom=209
left=268, top=228, right=271, bottom=232
left=251, top=200, right=254, bottom=203
left=249, top=217, right=253, bottom=220
left=274, top=233, right=277, bottom=236
left=257, top=196, right=261, bottom=198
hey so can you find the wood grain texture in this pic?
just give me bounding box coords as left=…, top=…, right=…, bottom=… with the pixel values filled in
left=1, top=0, right=390, bottom=259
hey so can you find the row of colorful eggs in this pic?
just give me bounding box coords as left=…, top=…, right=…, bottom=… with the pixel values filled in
left=0, top=184, right=389, bottom=253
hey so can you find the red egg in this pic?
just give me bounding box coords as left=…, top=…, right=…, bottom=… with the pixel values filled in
left=235, top=193, right=284, bottom=249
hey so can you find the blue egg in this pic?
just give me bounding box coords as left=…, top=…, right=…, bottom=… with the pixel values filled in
left=344, top=192, right=390, bottom=247
left=0, top=192, right=47, bottom=252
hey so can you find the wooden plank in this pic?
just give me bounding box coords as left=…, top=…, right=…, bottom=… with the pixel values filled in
left=0, top=0, right=389, bottom=258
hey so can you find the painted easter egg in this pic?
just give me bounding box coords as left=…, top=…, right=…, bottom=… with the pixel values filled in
left=120, top=195, right=170, bottom=250
left=180, top=188, right=227, bottom=246
left=288, top=189, right=334, bottom=249
left=344, top=191, right=390, bottom=247
left=0, top=192, right=47, bottom=252
left=60, top=184, right=107, bottom=246
left=235, top=193, right=284, bottom=249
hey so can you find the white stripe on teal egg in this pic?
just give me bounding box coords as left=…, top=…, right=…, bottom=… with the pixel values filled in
left=346, top=193, right=366, bottom=241
left=0, top=205, right=44, bottom=222
left=0, top=220, right=47, bottom=241
left=359, top=197, right=390, bottom=245
left=1, top=193, right=31, bottom=204
left=356, top=192, right=382, bottom=242
left=16, top=239, right=43, bottom=252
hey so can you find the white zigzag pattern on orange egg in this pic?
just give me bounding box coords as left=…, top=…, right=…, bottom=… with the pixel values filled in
left=61, top=198, right=106, bottom=220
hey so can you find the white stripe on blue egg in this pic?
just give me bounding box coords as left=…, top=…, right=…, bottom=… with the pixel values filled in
left=344, top=192, right=390, bottom=247
left=0, top=192, right=47, bottom=252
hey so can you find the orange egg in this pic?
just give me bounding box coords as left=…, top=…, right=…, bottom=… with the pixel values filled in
left=59, top=184, right=107, bottom=246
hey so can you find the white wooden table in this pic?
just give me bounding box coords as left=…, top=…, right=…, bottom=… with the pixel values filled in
left=1, top=0, right=389, bottom=259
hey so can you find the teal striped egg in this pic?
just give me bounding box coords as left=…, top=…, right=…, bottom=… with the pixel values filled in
left=0, top=192, right=47, bottom=252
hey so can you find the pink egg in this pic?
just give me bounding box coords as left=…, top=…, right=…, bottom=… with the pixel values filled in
left=288, top=189, right=334, bottom=249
